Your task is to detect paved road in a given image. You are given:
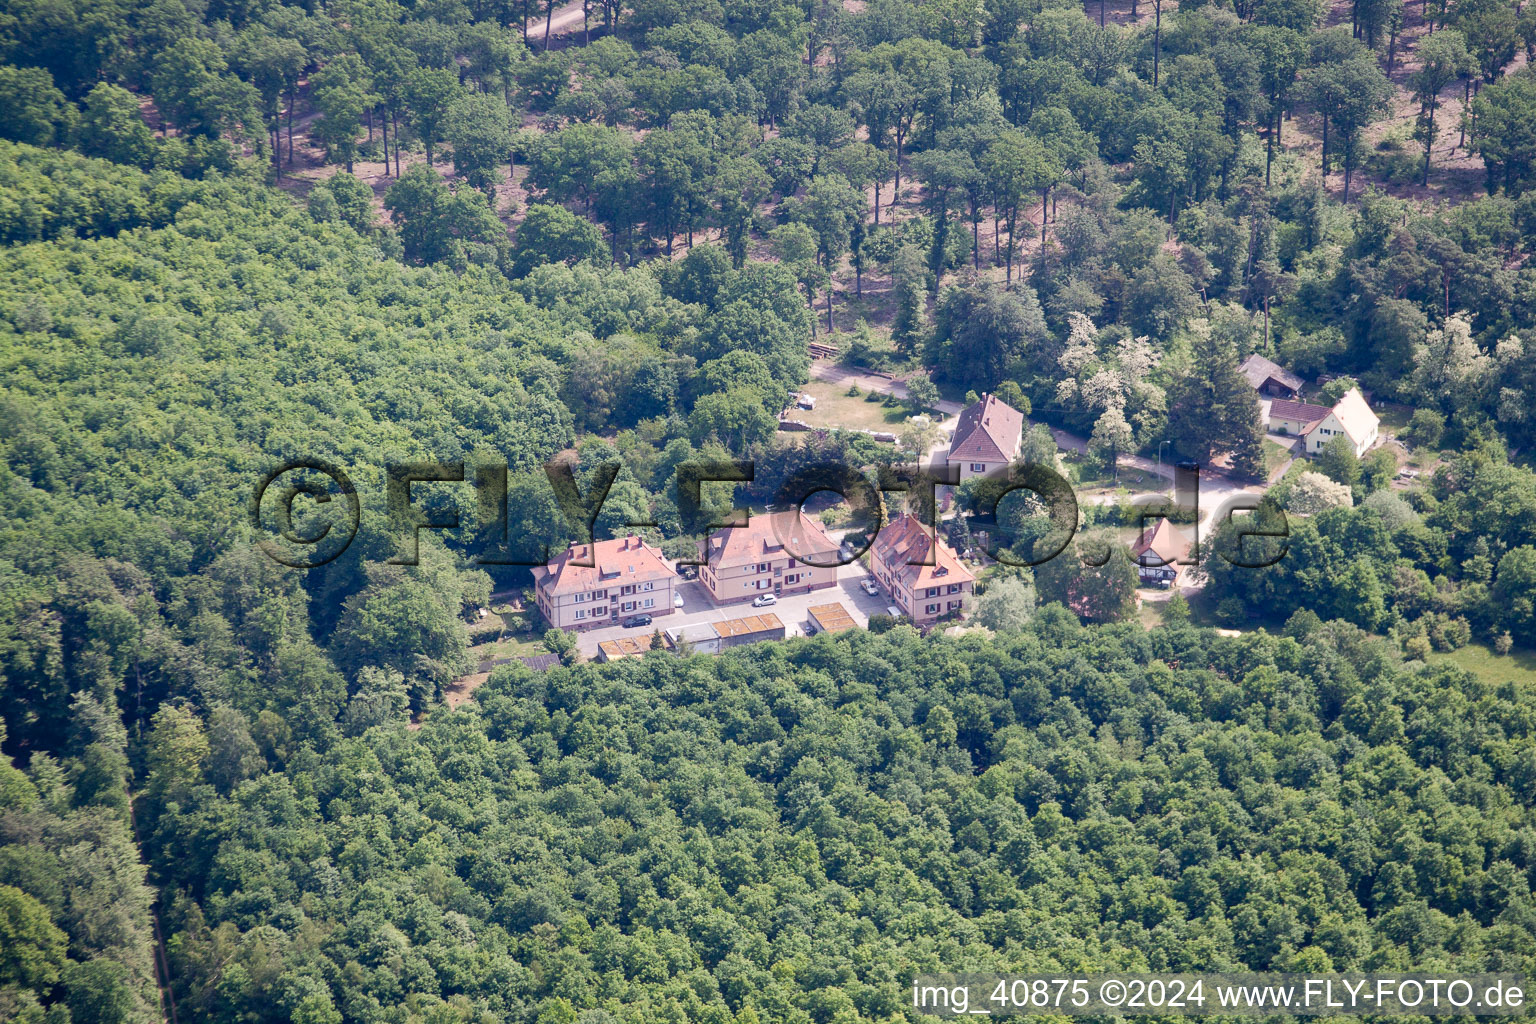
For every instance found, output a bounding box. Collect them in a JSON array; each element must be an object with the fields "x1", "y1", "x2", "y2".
[{"x1": 573, "y1": 566, "x2": 893, "y2": 656}]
